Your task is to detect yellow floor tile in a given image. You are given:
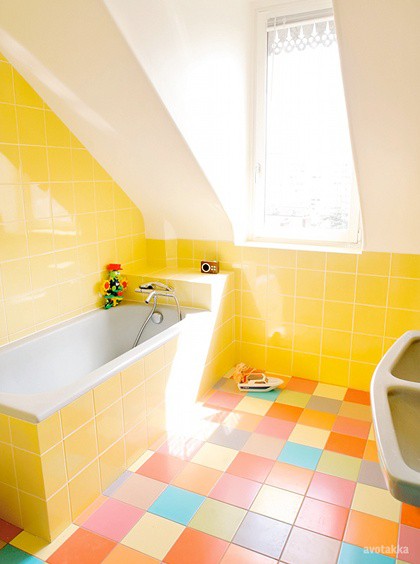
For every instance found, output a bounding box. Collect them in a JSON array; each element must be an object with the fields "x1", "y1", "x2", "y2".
[
  {"x1": 235, "y1": 396, "x2": 271, "y2": 416},
  {"x1": 10, "y1": 525, "x2": 78, "y2": 560},
  {"x1": 192, "y1": 443, "x2": 237, "y2": 471},
  {"x1": 275, "y1": 390, "x2": 311, "y2": 408},
  {"x1": 288, "y1": 424, "x2": 330, "y2": 449},
  {"x1": 351, "y1": 483, "x2": 401, "y2": 522},
  {"x1": 313, "y1": 382, "x2": 347, "y2": 401},
  {"x1": 121, "y1": 513, "x2": 184, "y2": 560},
  {"x1": 251, "y1": 484, "x2": 303, "y2": 524}
]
